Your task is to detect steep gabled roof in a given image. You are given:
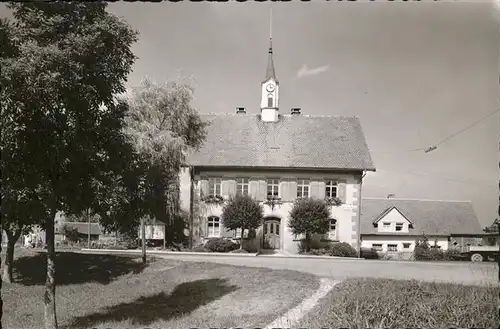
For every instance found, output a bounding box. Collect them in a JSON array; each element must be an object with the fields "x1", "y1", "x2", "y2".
[
  {"x1": 361, "y1": 198, "x2": 483, "y2": 236},
  {"x1": 186, "y1": 114, "x2": 376, "y2": 171},
  {"x1": 373, "y1": 206, "x2": 414, "y2": 225}
]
